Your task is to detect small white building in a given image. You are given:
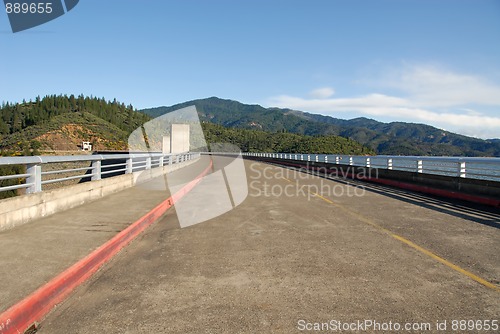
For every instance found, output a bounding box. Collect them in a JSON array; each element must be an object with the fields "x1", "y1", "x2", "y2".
[{"x1": 82, "y1": 141, "x2": 92, "y2": 151}]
